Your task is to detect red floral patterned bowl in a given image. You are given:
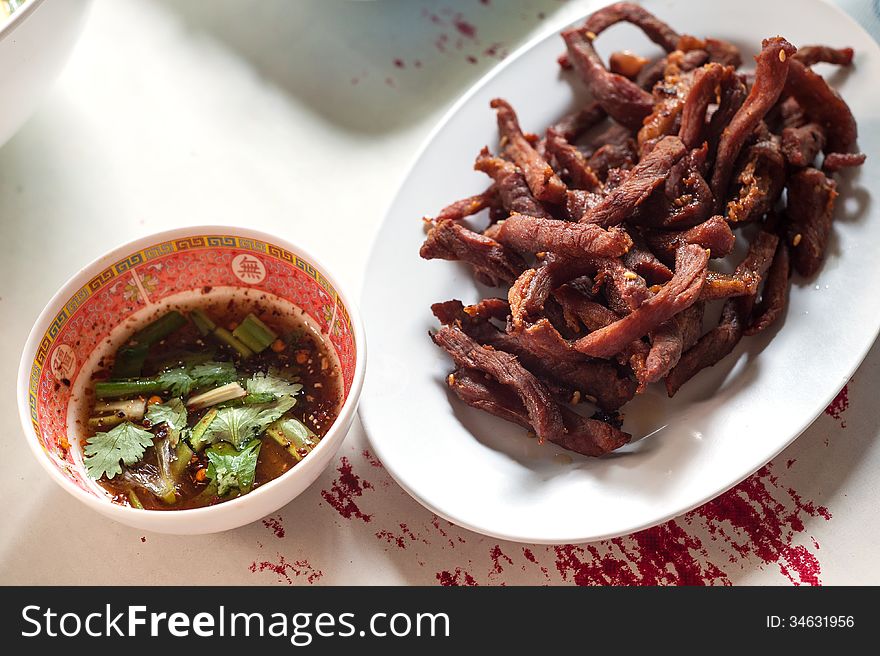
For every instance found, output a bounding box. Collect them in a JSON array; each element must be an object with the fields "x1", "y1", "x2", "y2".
[{"x1": 17, "y1": 226, "x2": 366, "y2": 534}]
